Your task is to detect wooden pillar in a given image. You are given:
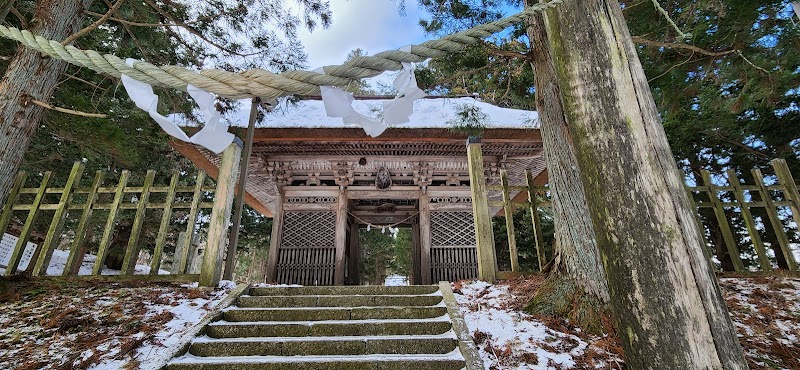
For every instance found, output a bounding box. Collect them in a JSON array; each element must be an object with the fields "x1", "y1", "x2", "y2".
[
  {"x1": 348, "y1": 221, "x2": 360, "y2": 284},
  {"x1": 224, "y1": 98, "x2": 261, "y2": 280},
  {"x1": 265, "y1": 188, "x2": 284, "y2": 282},
  {"x1": 419, "y1": 191, "x2": 432, "y2": 284},
  {"x1": 411, "y1": 221, "x2": 421, "y2": 285},
  {"x1": 466, "y1": 137, "x2": 496, "y2": 282},
  {"x1": 500, "y1": 168, "x2": 519, "y2": 272},
  {"x1": 200, "y1": 141, "x2": 242, "y2": 287},
  {"x1": 334, "y1": 187, "x2": 349, "y2": 285}
]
